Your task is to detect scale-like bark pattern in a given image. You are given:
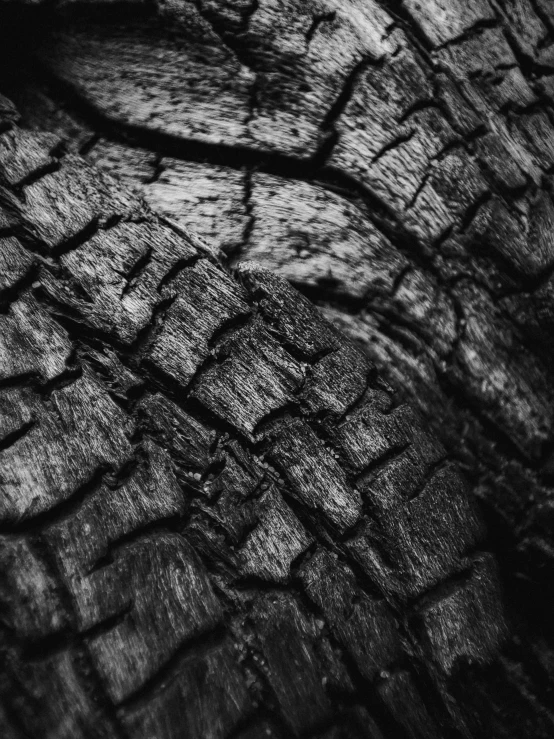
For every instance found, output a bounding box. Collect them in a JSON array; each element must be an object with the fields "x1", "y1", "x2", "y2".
[
  {"x1": 0, "y1": 103, "x2": 542, "y2": 738},
  {"x1": 13, "y1": 0, "x2": 554, "y2": 654}
]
